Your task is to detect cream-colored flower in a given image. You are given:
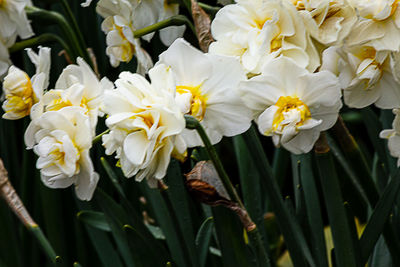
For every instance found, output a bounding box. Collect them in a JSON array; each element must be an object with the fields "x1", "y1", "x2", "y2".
[
  {"x1": 290, "y1": 0, "x2": 357, "y2": 46},
  {"x1": 2, "y1": 47, "x2": 50, "y2": 120},
  {"x1": 321, "y1": 45, "x2": 400, "y2": 108},
  {"x1": 24, "y1": 57, "x2": 112, "y2": 149},
  {"x1": 157, "y1": 38, "x2": 252, "y2": 147},
  {"x1": 102, "y1": 65, "x2": 185, "y2": 185},
  {"x1": 239, "y1": 57, "x2": 342, "y2": 154},
  {"x1": 97, "y1": 0, "x2": 153, "y2": 73},
  {"x1": 0, "y1": 0, "x2": 33, "y2": 41},
  {"x1": 209, "y1": 0, "x2": 319, "y2": 74},
  {"x1": 380, "y1": 109, "x2": 400, "y2": 166},
  {"x1": 31, "y1": 106, "x2": 99, "y2": 201},
  {"x1": 347, "y1": 0, "x2": 400, "y2": 51}
]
